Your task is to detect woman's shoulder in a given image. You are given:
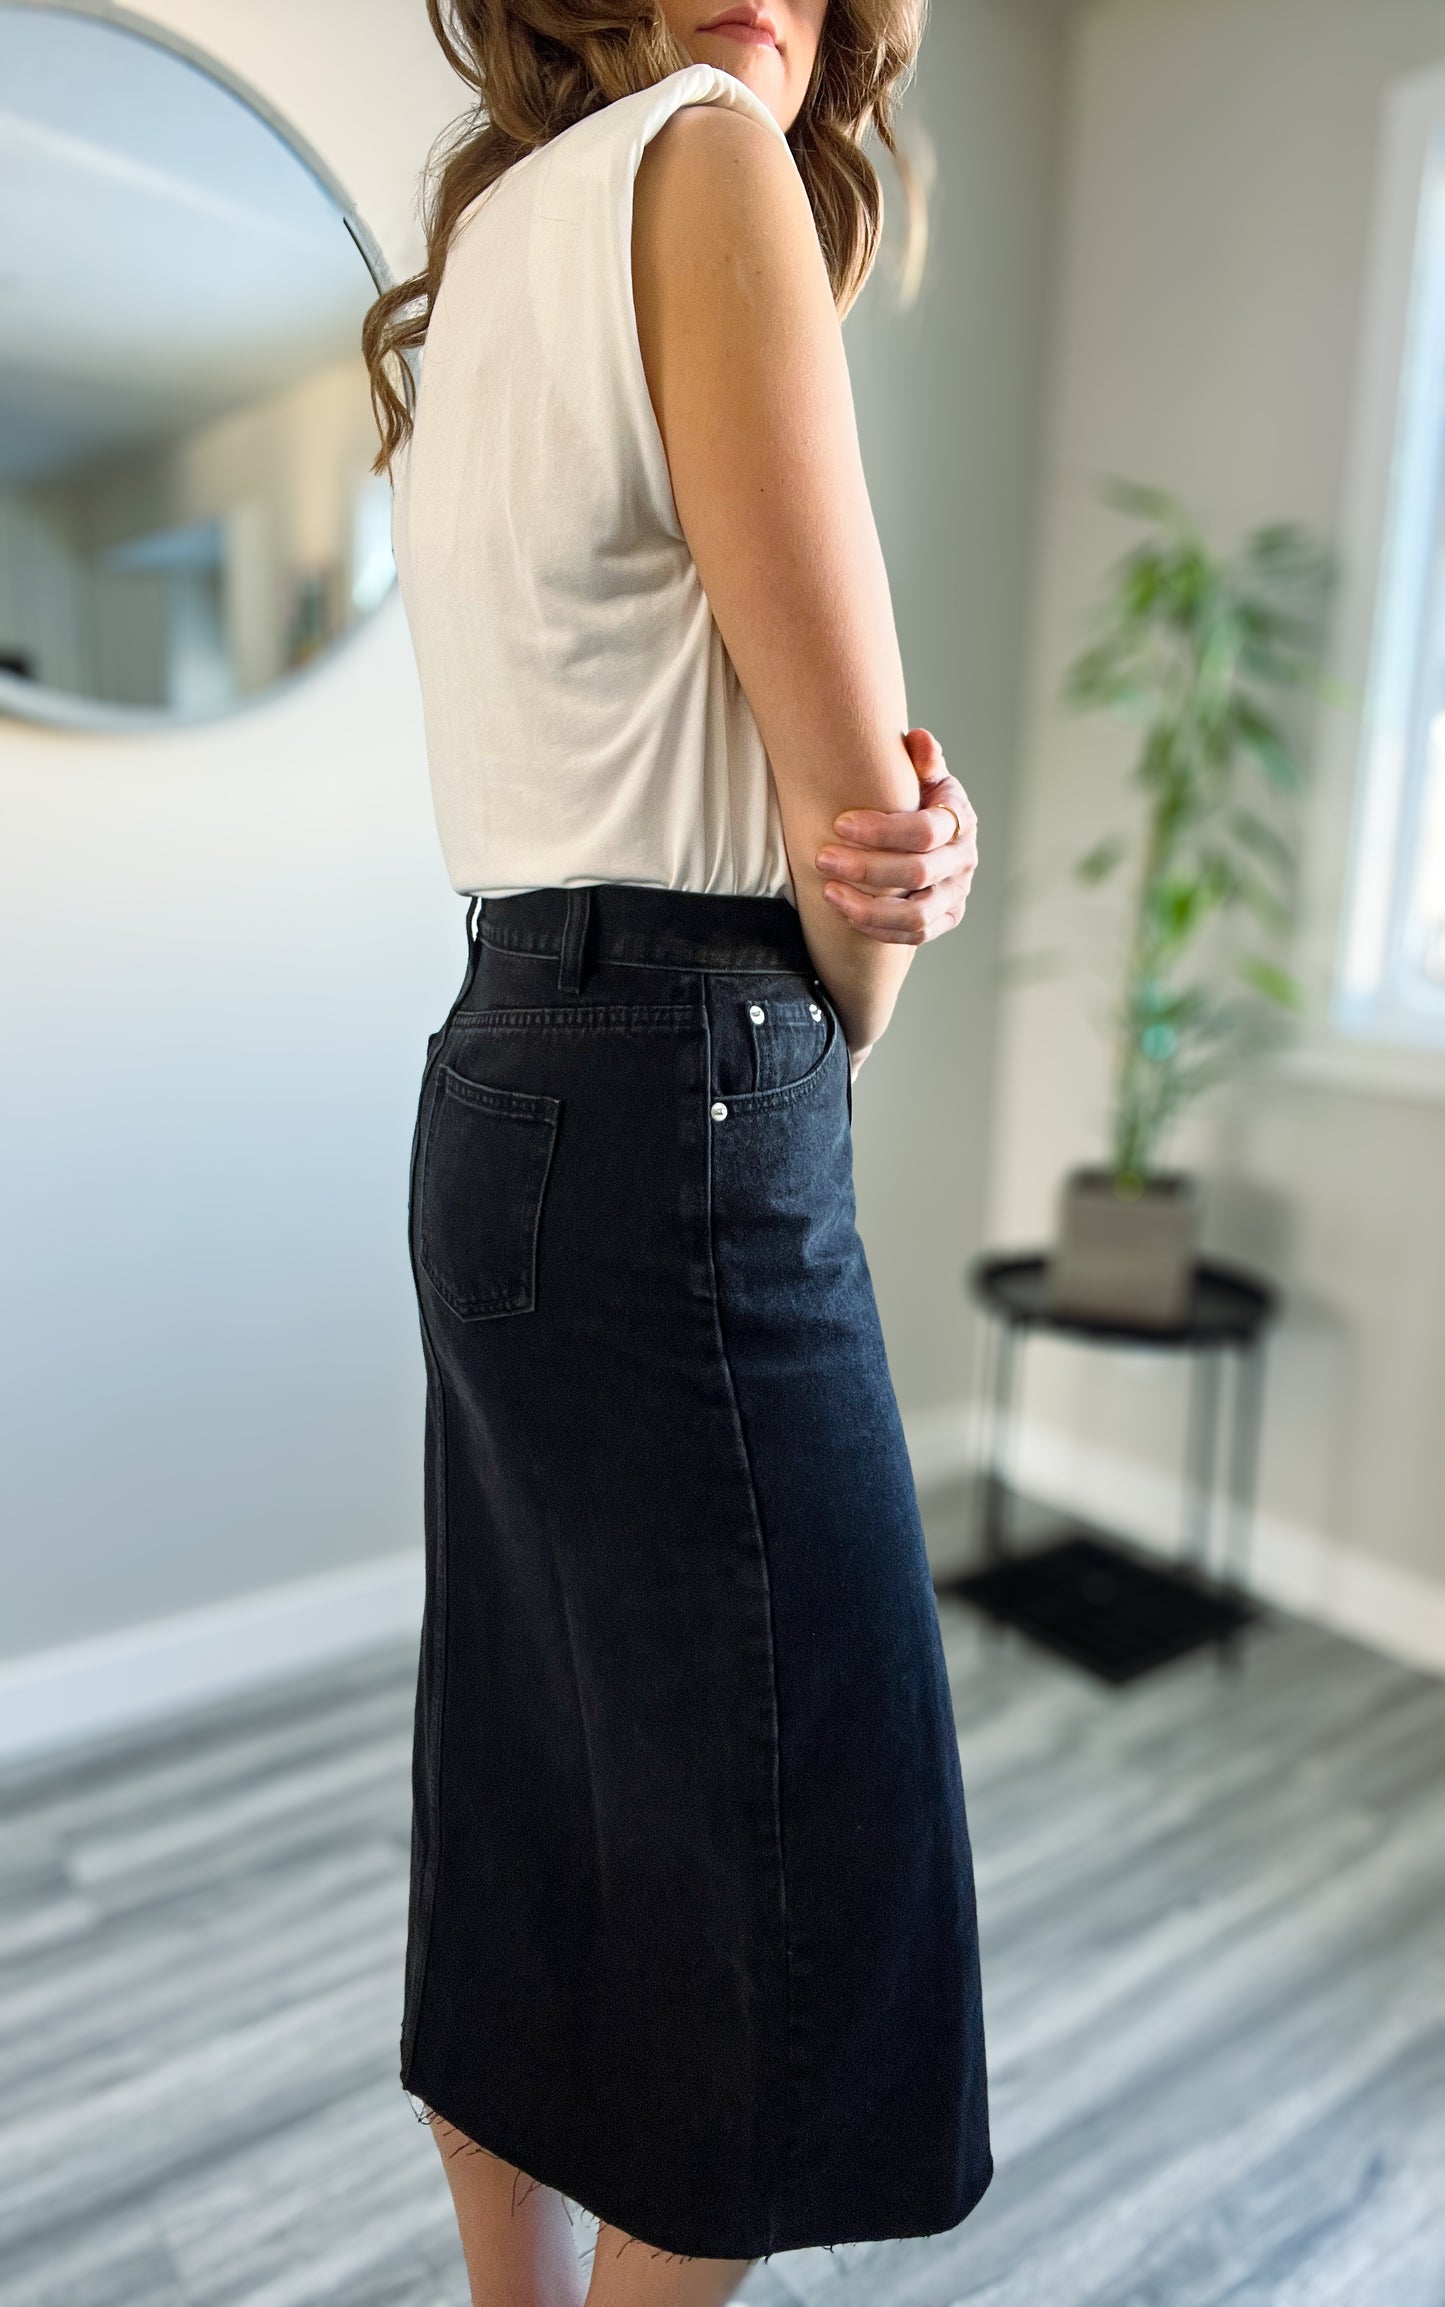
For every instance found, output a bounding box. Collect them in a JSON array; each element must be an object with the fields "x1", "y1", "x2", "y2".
[
  {"x1": 549, "y1": 62, "x2": 789, "y2": 184},
  {"x1": 632, "y1": 75, "x2": 814, "y2": 287},
  {"x1": 445, "y1": 67, "x2": 795, "y2": 278}
]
